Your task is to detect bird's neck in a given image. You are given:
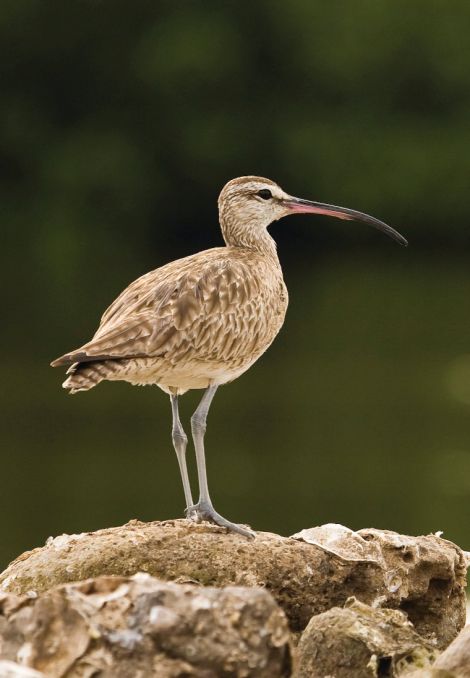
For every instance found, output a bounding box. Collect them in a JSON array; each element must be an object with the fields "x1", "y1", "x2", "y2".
[{"x1": 220, "y1": 218, "x2": 279, "y2": 260}]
